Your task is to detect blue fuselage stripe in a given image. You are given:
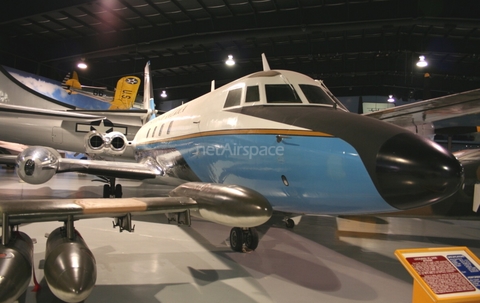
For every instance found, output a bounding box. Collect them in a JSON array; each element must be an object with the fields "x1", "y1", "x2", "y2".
[{"x1": 137, "y1": 134, "x2": 396, "y2": 214}]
